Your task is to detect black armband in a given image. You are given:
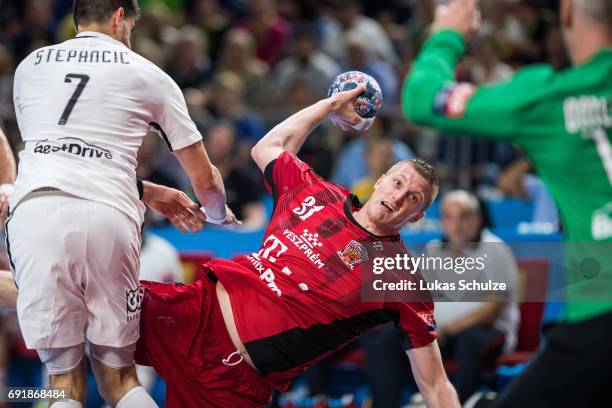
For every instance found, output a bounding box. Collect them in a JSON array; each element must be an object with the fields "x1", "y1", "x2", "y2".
[{"x1": 137, "y1": 178, "x2": 144, "y2": 200}]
